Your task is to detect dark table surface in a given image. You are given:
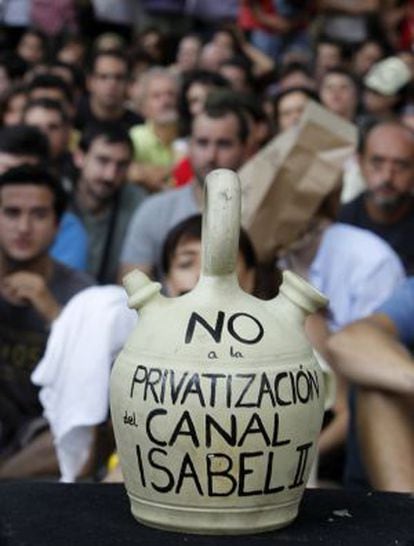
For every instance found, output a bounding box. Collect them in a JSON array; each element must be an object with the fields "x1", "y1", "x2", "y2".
[{"x1": 0, "y1": 482, "x2": 413, "y2": 546}]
